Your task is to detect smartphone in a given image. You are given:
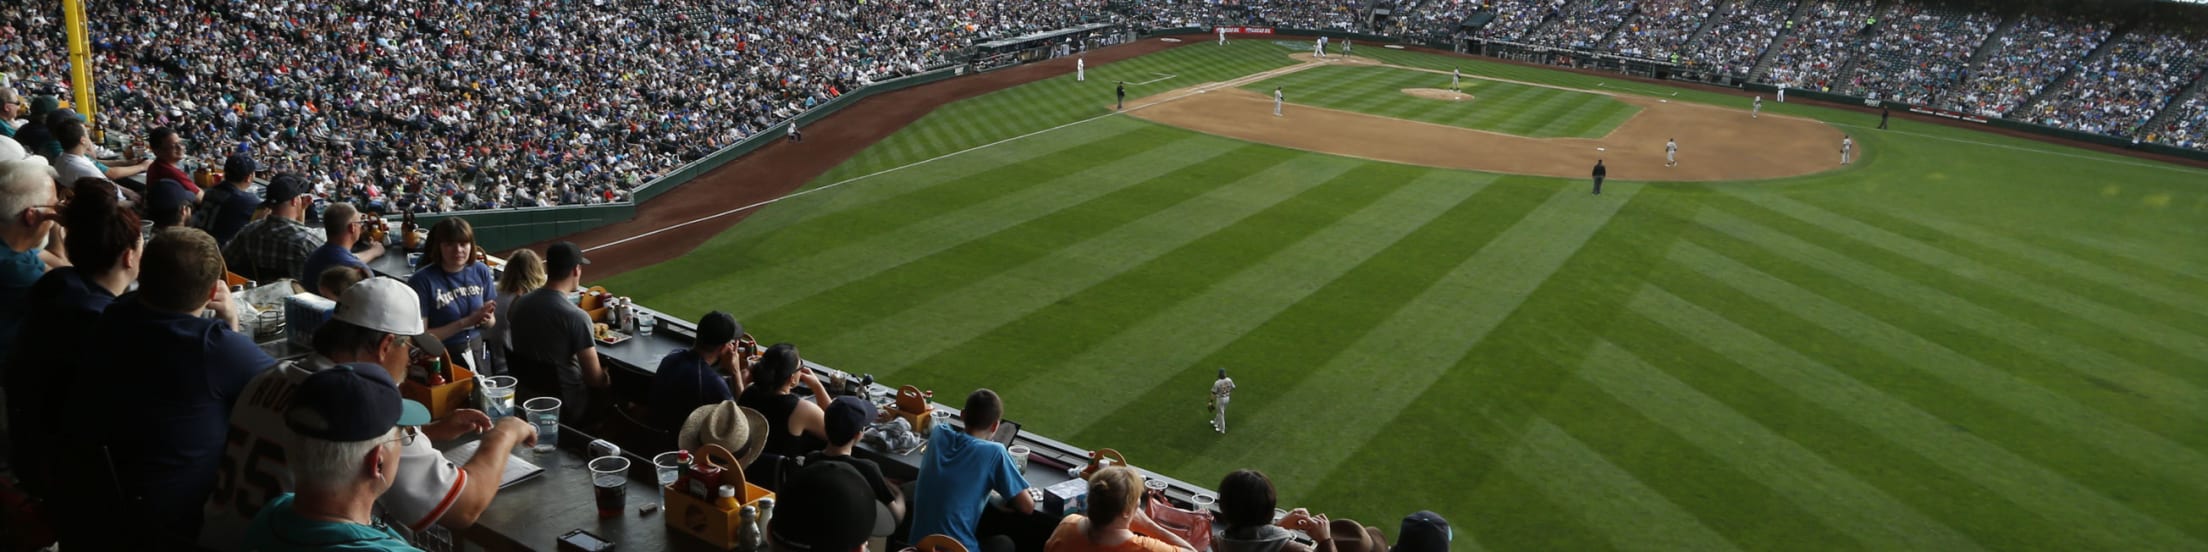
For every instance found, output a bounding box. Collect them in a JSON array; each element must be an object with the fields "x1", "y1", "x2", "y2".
[{"x1": 557, "y1": 529, "x2": 615, "y2": 552}]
